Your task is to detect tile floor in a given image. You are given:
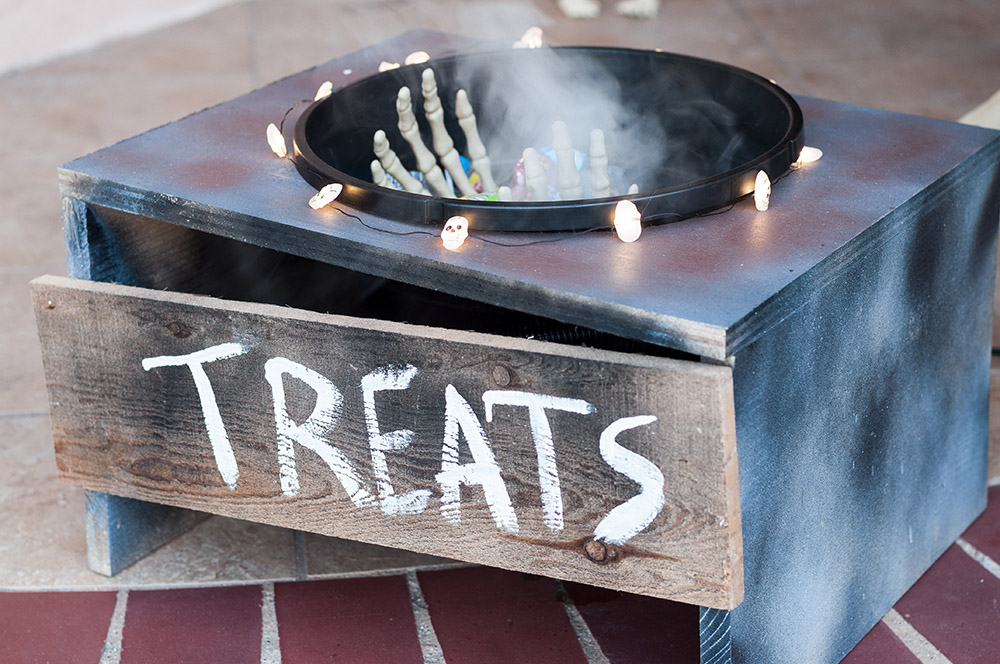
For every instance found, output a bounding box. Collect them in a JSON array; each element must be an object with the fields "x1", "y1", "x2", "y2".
[{"x1": 1, "y1": 0, "x2": 999, "y2": 662}]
